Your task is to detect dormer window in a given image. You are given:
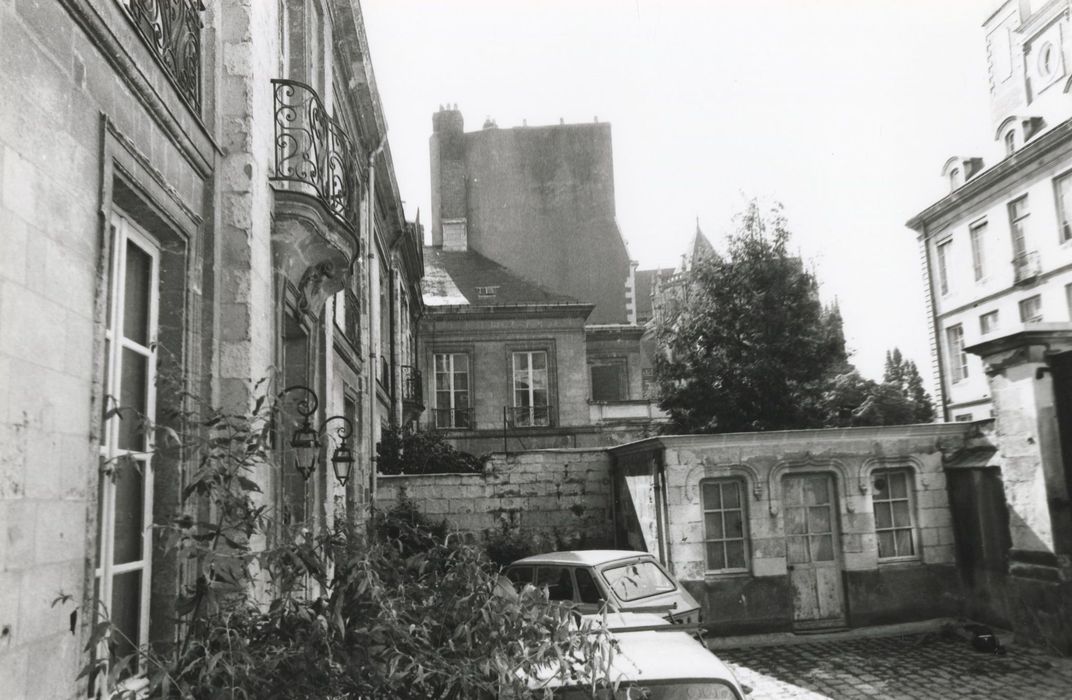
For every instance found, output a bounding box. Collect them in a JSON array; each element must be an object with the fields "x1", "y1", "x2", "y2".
[
  {"x1": 949, "y1": 168, "x2": 961, "y2": 190},
  {"x1": 476, "y1": 285, "x2": 499, "y2": 298},
  {"x1": 1004, "y1": 129, "x2": 1017, "y2": 156}
]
